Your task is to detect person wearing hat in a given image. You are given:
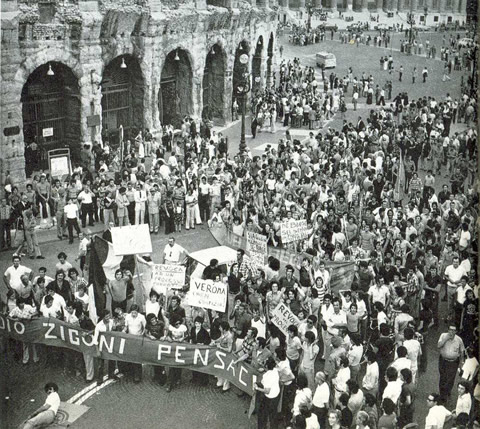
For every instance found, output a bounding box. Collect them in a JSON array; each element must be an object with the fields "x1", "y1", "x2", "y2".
[{"x1": 54, "y1": 187, "x2": 67, "y2": 240}]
